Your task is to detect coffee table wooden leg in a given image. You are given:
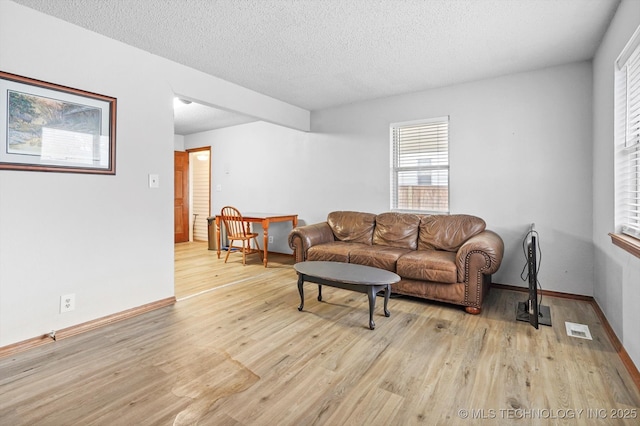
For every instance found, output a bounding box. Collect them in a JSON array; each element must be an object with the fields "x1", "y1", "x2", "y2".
[
  {"x1": 367, "y1": 287, "x2": 376, "y2": 330},
  {"x1": 297, "y1": 274, "x2": 304, "y2": 311}
]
